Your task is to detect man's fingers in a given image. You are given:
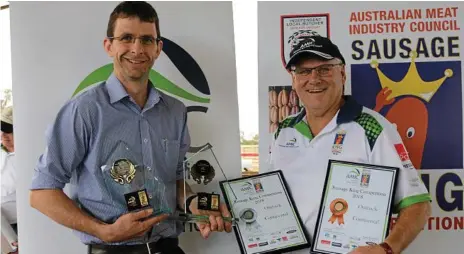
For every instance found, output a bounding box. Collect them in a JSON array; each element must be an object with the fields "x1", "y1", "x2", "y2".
[
  {"x1": 131, "y1": 208, "x2": 154, "y2": 221},
  {"x1": 135, "y1": 228, "x2": 151, "y2": 238},
  {"x1": 142, "y1": 214, "x2": 168, "y2": 229},
  {"x1": 200, "y1": 225, "x2": 211, "y2": 239},
  {"x1": 219, "y1": 203, "x2": 233, "y2": 232},
  {"x1": 198, "y1": 222, "x2": 207, "y2": 230},
  {"x1": 225, "y1": 221, "x2": 233, "y2": 233},
  {"x1": 220, "y1": 203, "x2": 231, "y2": 217},
  {"x1": 215, "y1": 216, "x2": 224, "y2": 232},
  {"x1": 196, "y1": 220, "x2": 211, "y2": 239},
  {"x1": 209, "y1": 215, "x2": 218, "y2": 231}
]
